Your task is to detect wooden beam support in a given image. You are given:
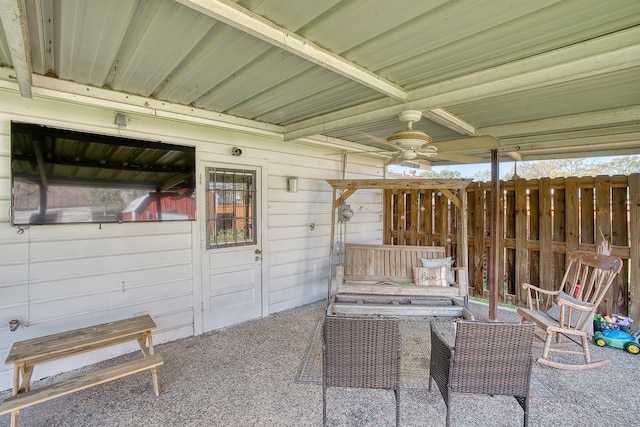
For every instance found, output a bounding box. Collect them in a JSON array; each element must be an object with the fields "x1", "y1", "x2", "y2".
[
  {"x1": 439, "y1": 188, "x2": 462, "y2": 210},
  {"x1": 327, "y1": 178, "x2": 472, "y2": 191},
  {"x1": 333, "y1": 189, "x2": 356, "y2": 209}
]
